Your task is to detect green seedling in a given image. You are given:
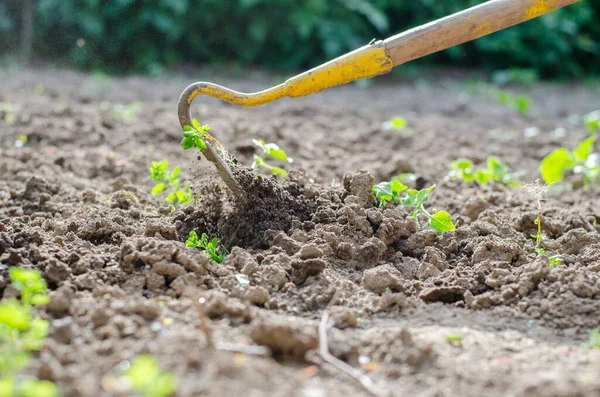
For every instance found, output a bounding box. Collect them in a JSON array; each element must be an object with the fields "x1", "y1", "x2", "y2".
[
  {"x1": 449, "y1": 157, "x2": 520, "y2": 187},
  {"x1": 549, "y1": 255, "x2": 564, "y2": 267},
  {"x1": 0, "y1": 268, "x2": 58, "y2": 397},
  {"x1": 584, "y1": 110, "x2": 600, "y2": 133},
  {"x1": 0, "y1": 102, "x2": 13, "y2": 124},
  {"x1": 251, "y1": 139, "x2": 293, "y2": 177},
  {"x1": 382, "y1": 116, "x2": 407, "y2": 131},
  {"x1": 540, "y1": 134, "x2": 599, "y2": 188},
  {"x1": 401, "y1": 185, "x2": 456, "y2": 234},
  {"x1": 186, "y1": 231, "x2": 227, "y2": 263},
  {"x1": 530, "y1": 213, "x2": 546, "y2": 256},
  {"x1": 181, "y1": 119, "x2": 210, "y2": 151},
  {"x1": 524, "y1": 181, "x2": 561, "y2": 265},
  {"x1": 373, "y1": 179, "x2": 407, "y2": 208},
  {"x1": 587, "y1": 328, "x2": 600, "y2": 350},
  {"x1": 122, "y1": 355, "x2": 178, "y2": 397},
  {"x1": 149, "y1": 160, "x2": 194, "y2": 206},
  {"x1": 445, "y1": 334, "x2": 463, "y2": 344},
  {"x1": 496, "y1": 91, "x2": 531, "y2": 114},
  {"x1": 113, "y1": 101, "x2": 143, "y2": 121}
]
